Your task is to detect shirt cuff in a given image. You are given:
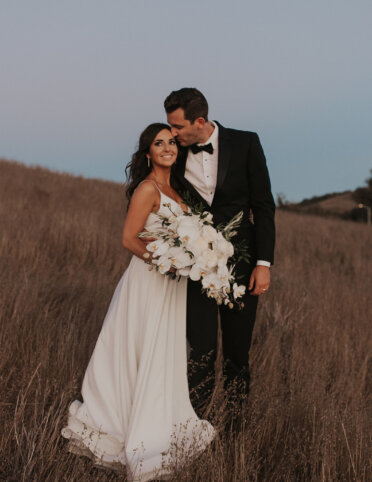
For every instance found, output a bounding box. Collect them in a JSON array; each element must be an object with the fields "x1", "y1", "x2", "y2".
[{"x1": 256, "y1": 260, "x2": 271, "y2": 268}]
